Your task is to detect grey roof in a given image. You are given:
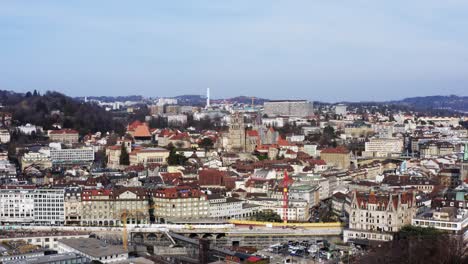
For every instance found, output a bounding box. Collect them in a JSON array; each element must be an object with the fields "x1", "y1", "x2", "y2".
[
  {"x1": 4, "y1": 253, "x2": 88, "y2": 264},
  {"x1": 58, "y1": 238, "x2": 127, "y2": 258}
]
